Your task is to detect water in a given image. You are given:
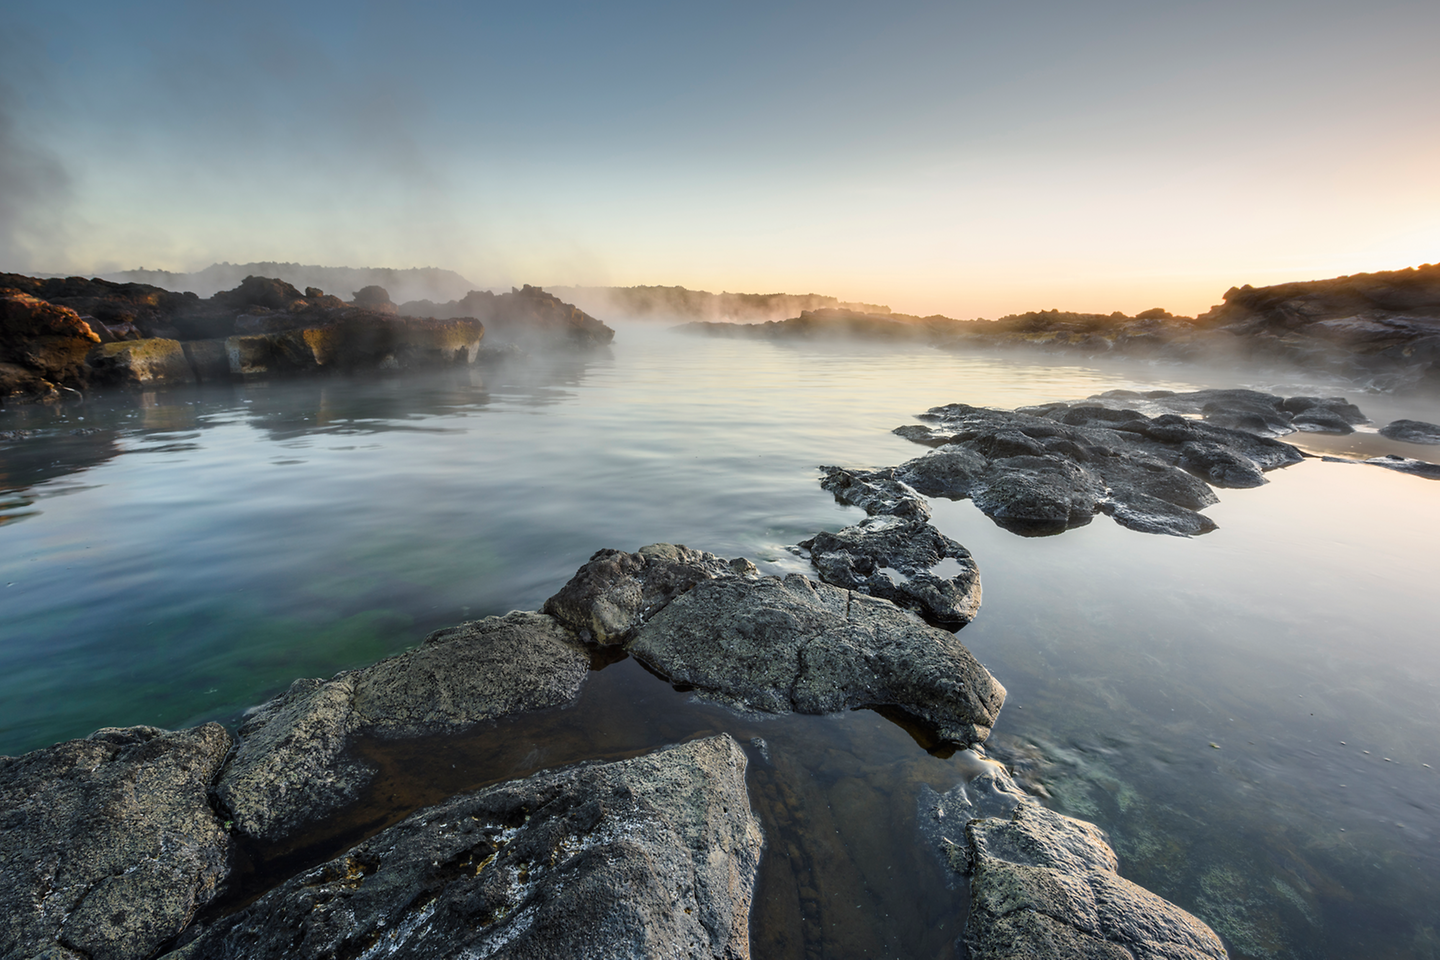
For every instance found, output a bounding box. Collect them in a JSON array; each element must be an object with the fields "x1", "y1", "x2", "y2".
[{"x1": 2, "y1": 322, "x2": 1438, "y2": 959}]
